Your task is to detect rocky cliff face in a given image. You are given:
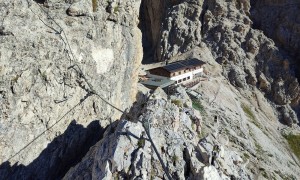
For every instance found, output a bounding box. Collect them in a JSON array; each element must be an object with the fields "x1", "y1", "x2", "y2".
[
  {"x1": 141, "y1": 0, "x2": 203, "y2": 62},
  {"x1": 63, "y1": 85, "x2": 300, "y2": 179},
  {"x1": 142, "y1": 0, "x2": 300, "y2": 125},
  {"x1": 1, "y1": 0, "x2": 300, "y2": 179},
  {"x1": 63, "y1": 89, "x2": 252, "y2": 179},
  {"x1": 0, "y1": 0, "x2": 142, "y2": 175},
  {"x1": 250, "y1": 0, "x2": 300, "y2": 100},
  {"x1": 250, "y1": 0, "x2": 300, "y2": 57}
]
